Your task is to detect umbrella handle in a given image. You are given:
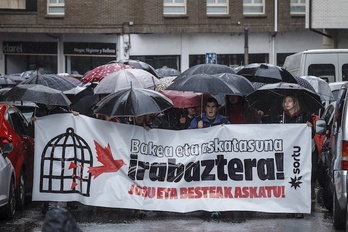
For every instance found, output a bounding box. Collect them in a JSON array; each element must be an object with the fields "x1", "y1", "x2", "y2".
[{"x1": 201, "y1": 94, "x2": 203, "y2": 118}]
